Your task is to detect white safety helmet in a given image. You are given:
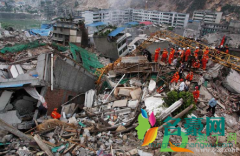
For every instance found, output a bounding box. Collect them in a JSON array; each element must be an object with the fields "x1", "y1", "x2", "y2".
[
  {"x1": 178, "y1": 48, "x2": 181, "y2": 50},
  {"x1": 183, "y1": 48, "x2": 186, "y2": 50},
  {"x1": 196, "y1": 47, "x2": 199, "y2": 49},
  {"x1": 187, "y1": 47, "x2": 189, "y2": 49}
]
